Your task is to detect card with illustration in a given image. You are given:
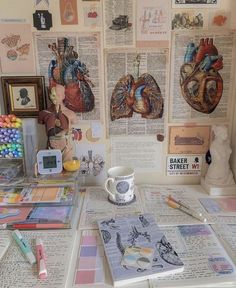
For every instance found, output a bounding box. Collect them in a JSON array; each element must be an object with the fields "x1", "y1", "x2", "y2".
[{"x1": 121, "y1": 246, "x2": 154, "y2": 270}]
